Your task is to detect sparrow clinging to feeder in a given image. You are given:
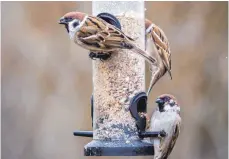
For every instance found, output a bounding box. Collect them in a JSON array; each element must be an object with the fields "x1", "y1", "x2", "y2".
[
  {"x1": 59, "y1": 11, "x2": 156, "y2": 64},
  {"x1": 145, "y1": 19, "x2": 172, "y2": 96},
  {"x1": 146, "y1": 94, "x2": 181, "y2": 159}
]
